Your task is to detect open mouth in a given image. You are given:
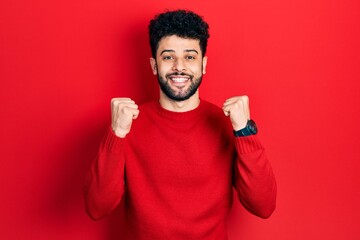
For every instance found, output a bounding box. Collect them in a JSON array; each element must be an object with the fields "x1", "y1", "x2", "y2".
[
  {"x1": 167, "y1": 73, "x2": 192, "y2": 86},
  {"x1": 170, "y1": 76, "x2": 190, "y2": 83}
]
